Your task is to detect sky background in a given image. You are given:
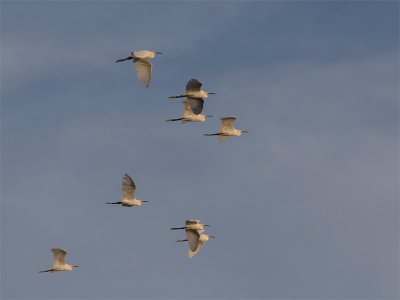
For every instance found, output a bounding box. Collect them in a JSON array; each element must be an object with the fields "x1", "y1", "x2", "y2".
[{"x1": 1, "y1": 1, "x2": 399, "y2": 299}]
